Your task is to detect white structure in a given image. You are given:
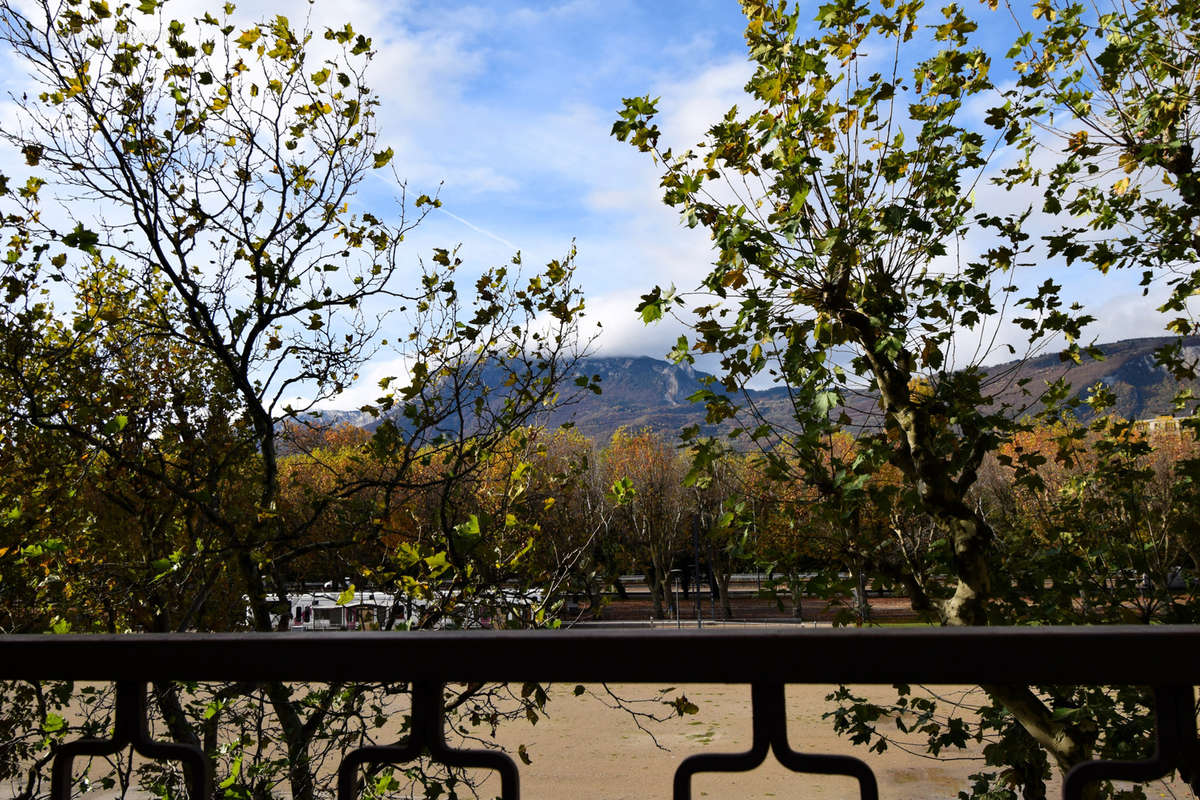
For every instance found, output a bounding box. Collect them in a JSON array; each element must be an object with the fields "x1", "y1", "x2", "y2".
[
  {"x1": 266, "y1": 590, "x2": 415, "y2": 631},
  {"x1": 260, "y1": 586, "x2": 547, "y2": 631}
]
